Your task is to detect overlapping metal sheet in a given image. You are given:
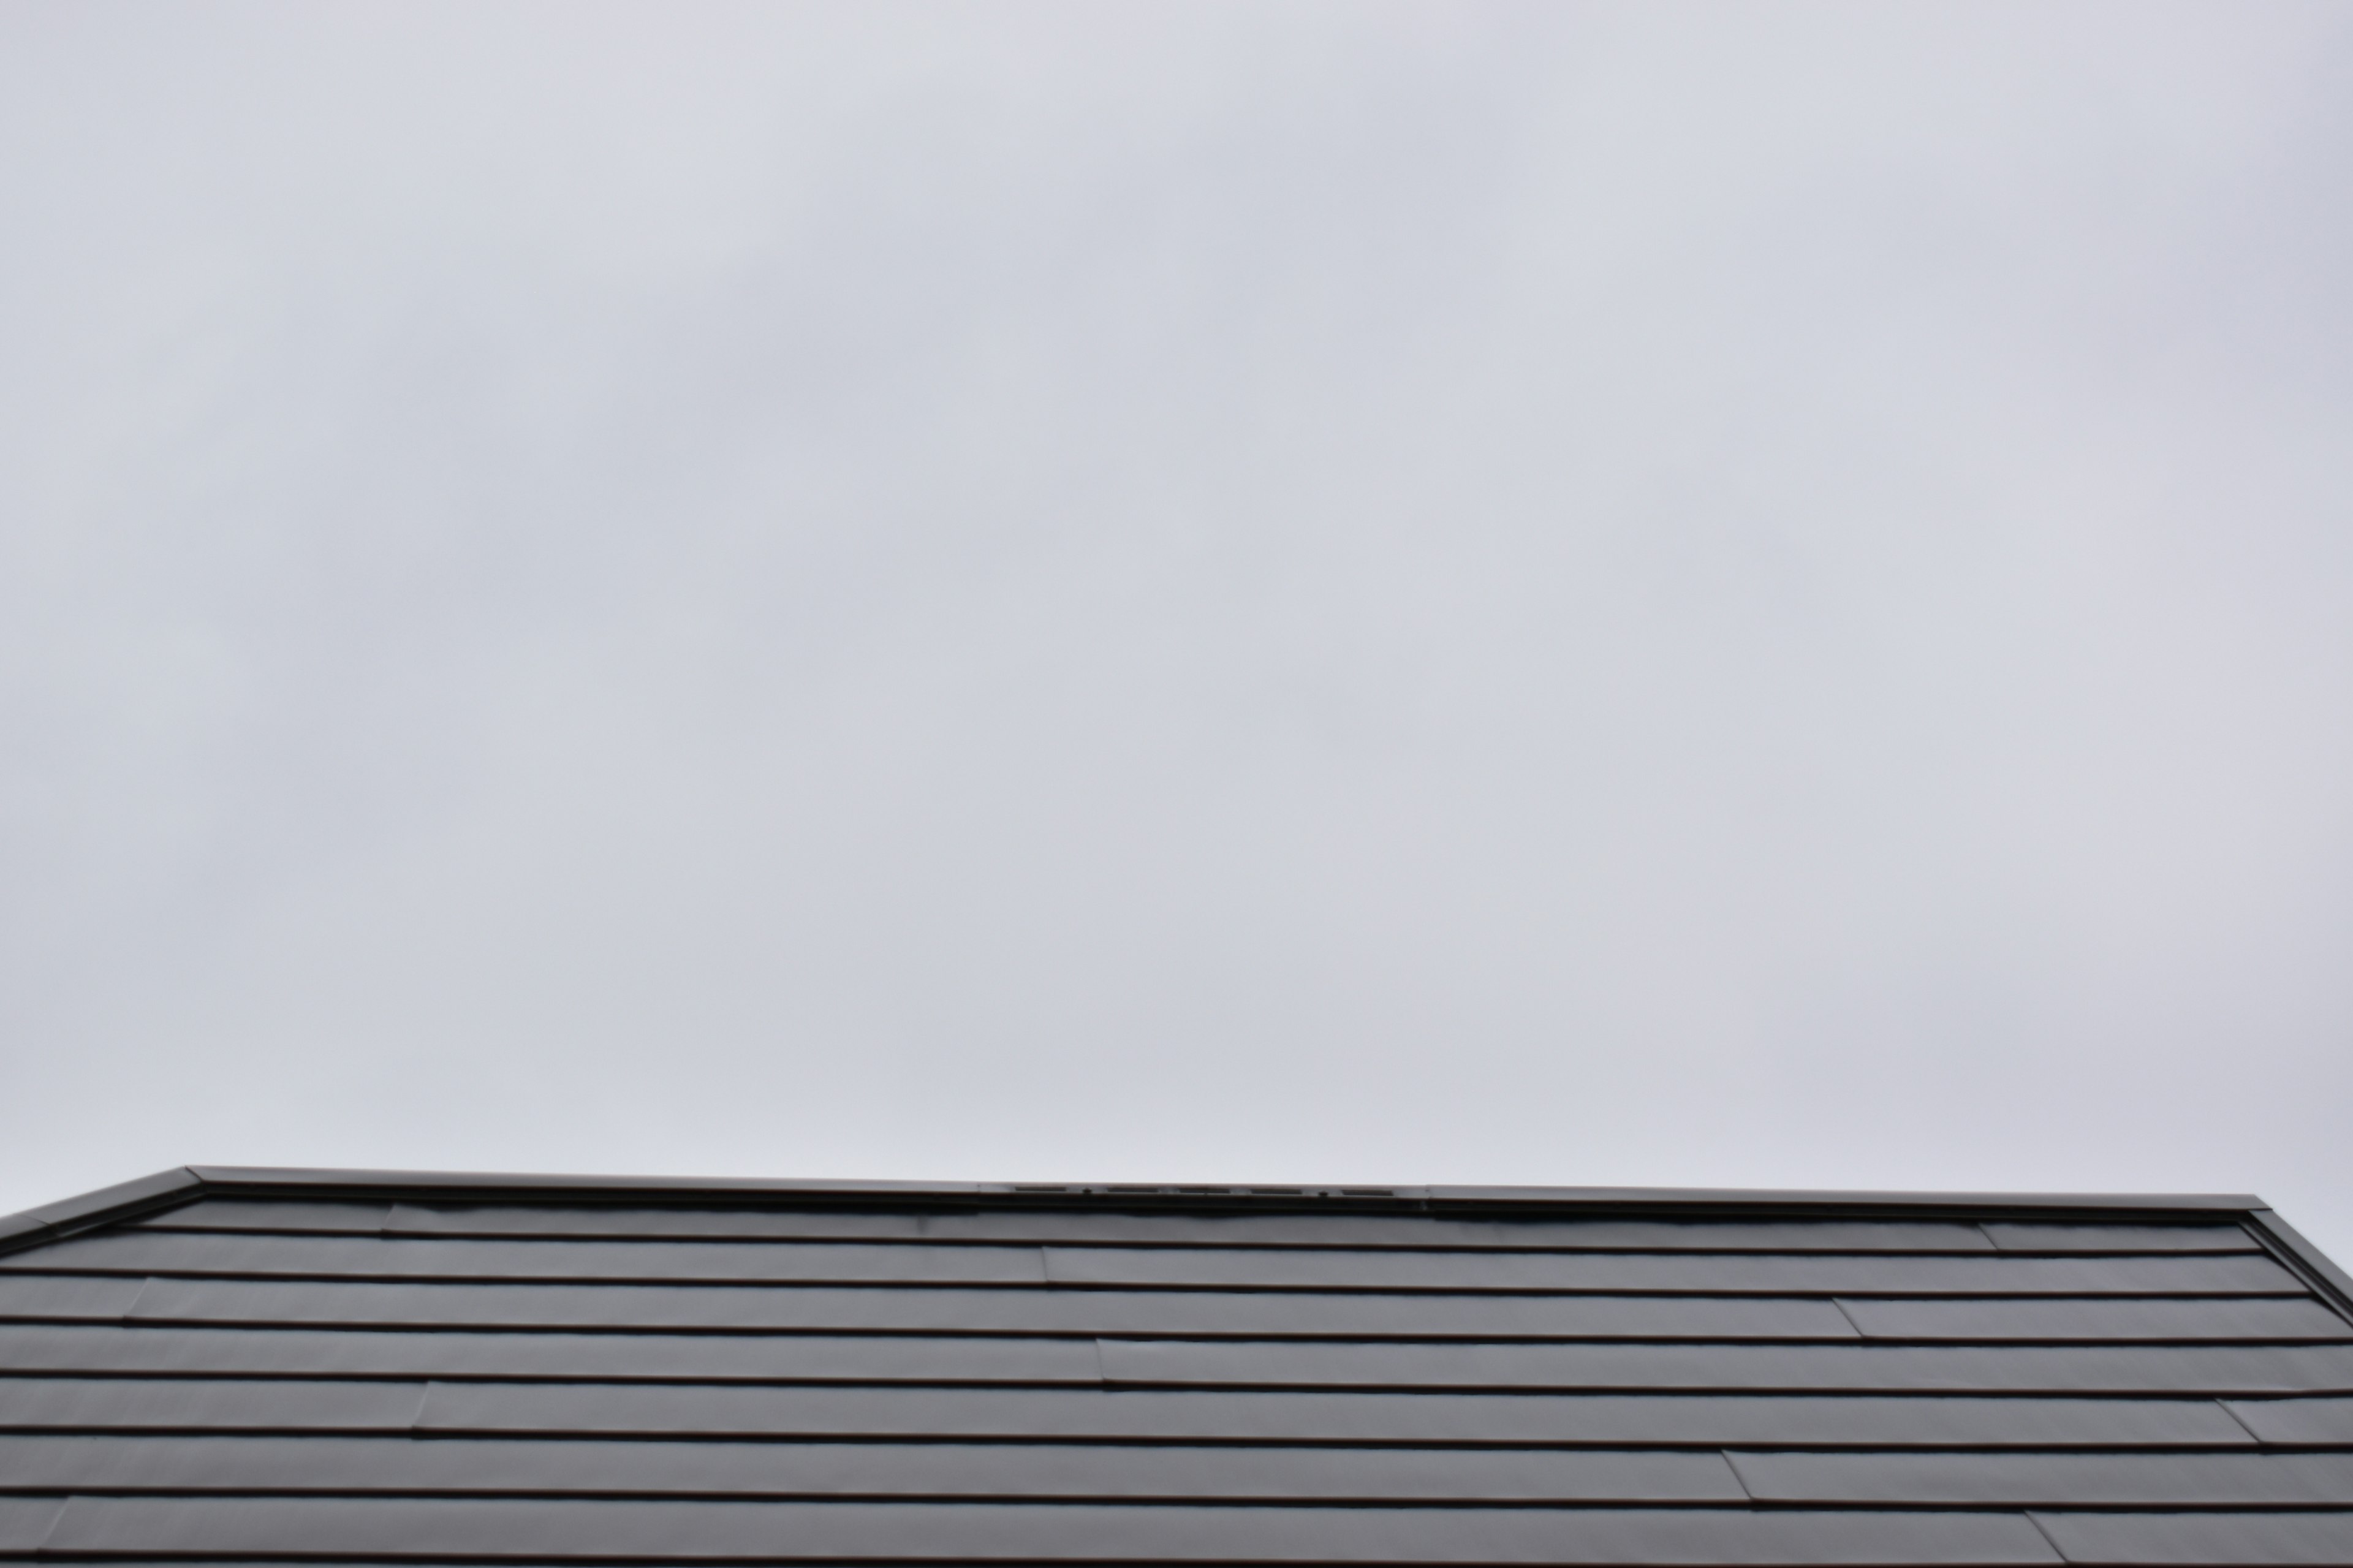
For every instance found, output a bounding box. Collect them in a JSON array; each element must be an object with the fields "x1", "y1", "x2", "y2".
[{"x1": 0, "y1": 1171, "x2": 2348, "y2": 1565}]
